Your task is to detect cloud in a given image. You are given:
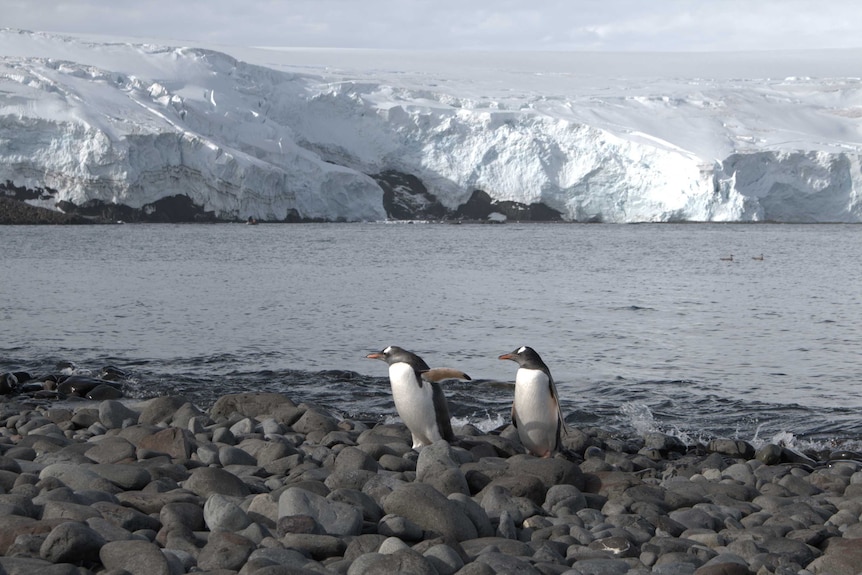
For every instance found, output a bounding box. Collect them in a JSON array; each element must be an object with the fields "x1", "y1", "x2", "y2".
[{"x1": 3, "y1": 0, "x2": 862, "y2": 51}]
